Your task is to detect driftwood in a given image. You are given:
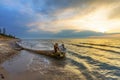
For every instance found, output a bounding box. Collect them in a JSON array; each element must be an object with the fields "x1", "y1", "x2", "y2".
[{"x1": 16, "y1": 42, "x2": 65, "y2": 59}]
